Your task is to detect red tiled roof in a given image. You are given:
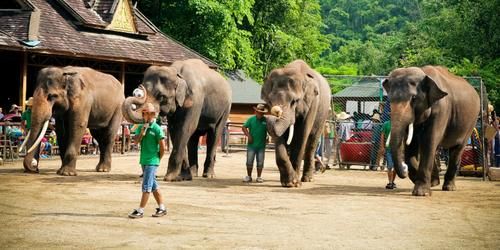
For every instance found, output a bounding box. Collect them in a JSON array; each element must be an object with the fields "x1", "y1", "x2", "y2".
[{"x1": 0, "y1": 0, "x2": 217, "y2": 67}]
